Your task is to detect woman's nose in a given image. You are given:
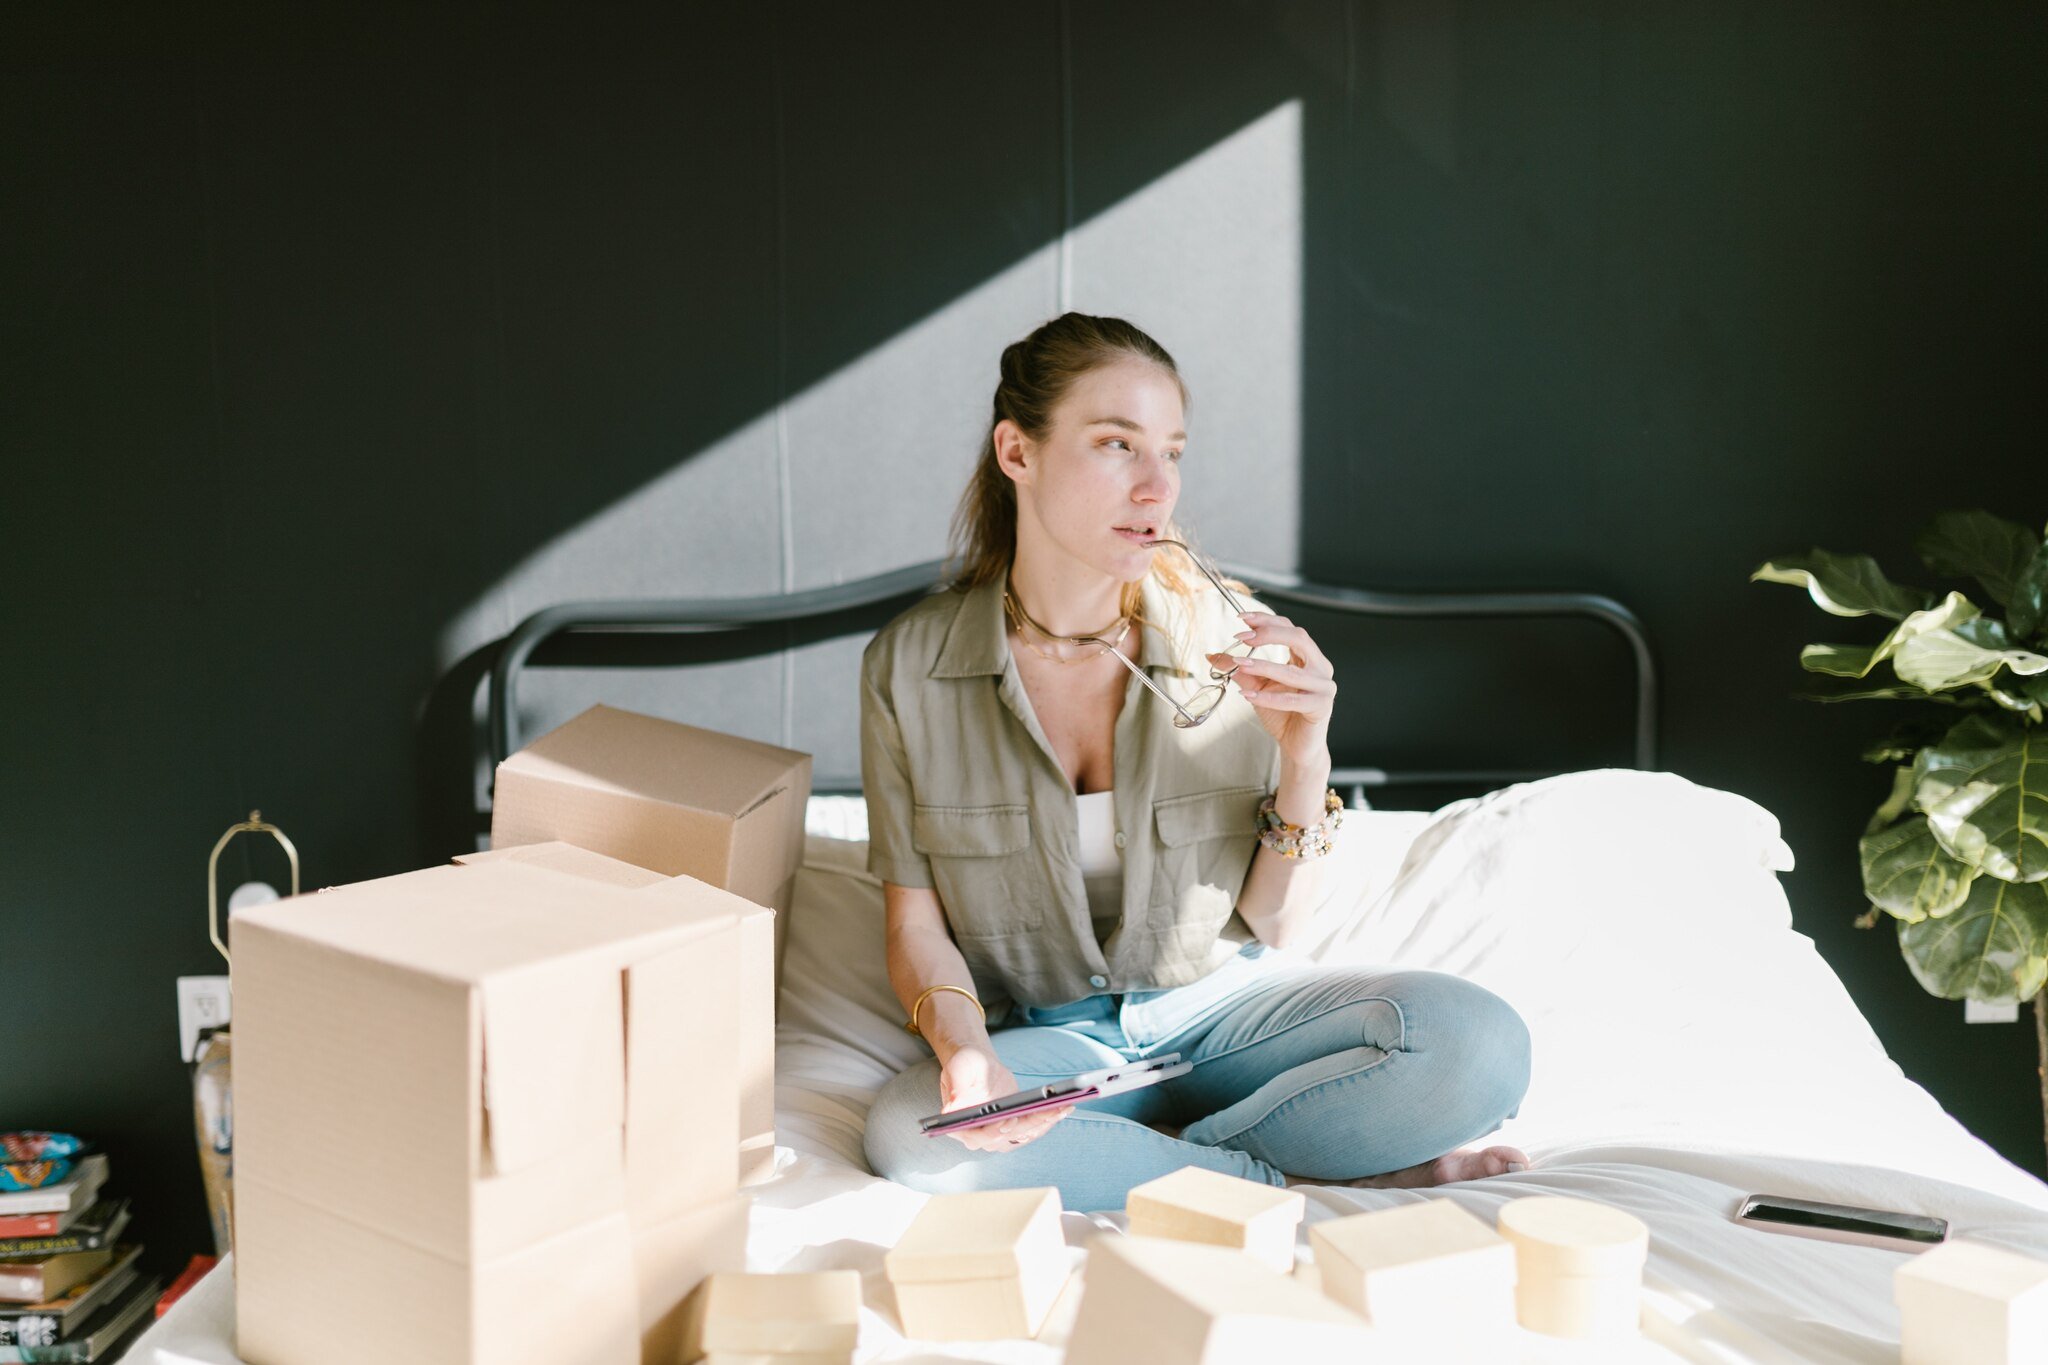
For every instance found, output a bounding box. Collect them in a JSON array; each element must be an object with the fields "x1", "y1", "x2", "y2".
[{"x1": 1133, "y1": 458, "x2": 1175, "y2": 501}]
